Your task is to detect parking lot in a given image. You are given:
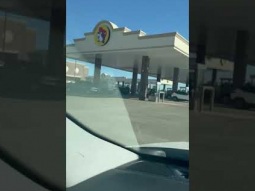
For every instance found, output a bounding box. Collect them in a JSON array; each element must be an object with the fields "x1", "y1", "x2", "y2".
[
  {"x1": 67, "y1": 95, "x2": 189, "y2": 146},
  {"x1": 3, "y1": 94, "x2": 255, "y2": 191},
  {"x1": 190, "y1": 108, "x2": 255, "y2": 191},
  {"x1": 124, "y1": 98, "x2": 189, "y2": 144}
]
